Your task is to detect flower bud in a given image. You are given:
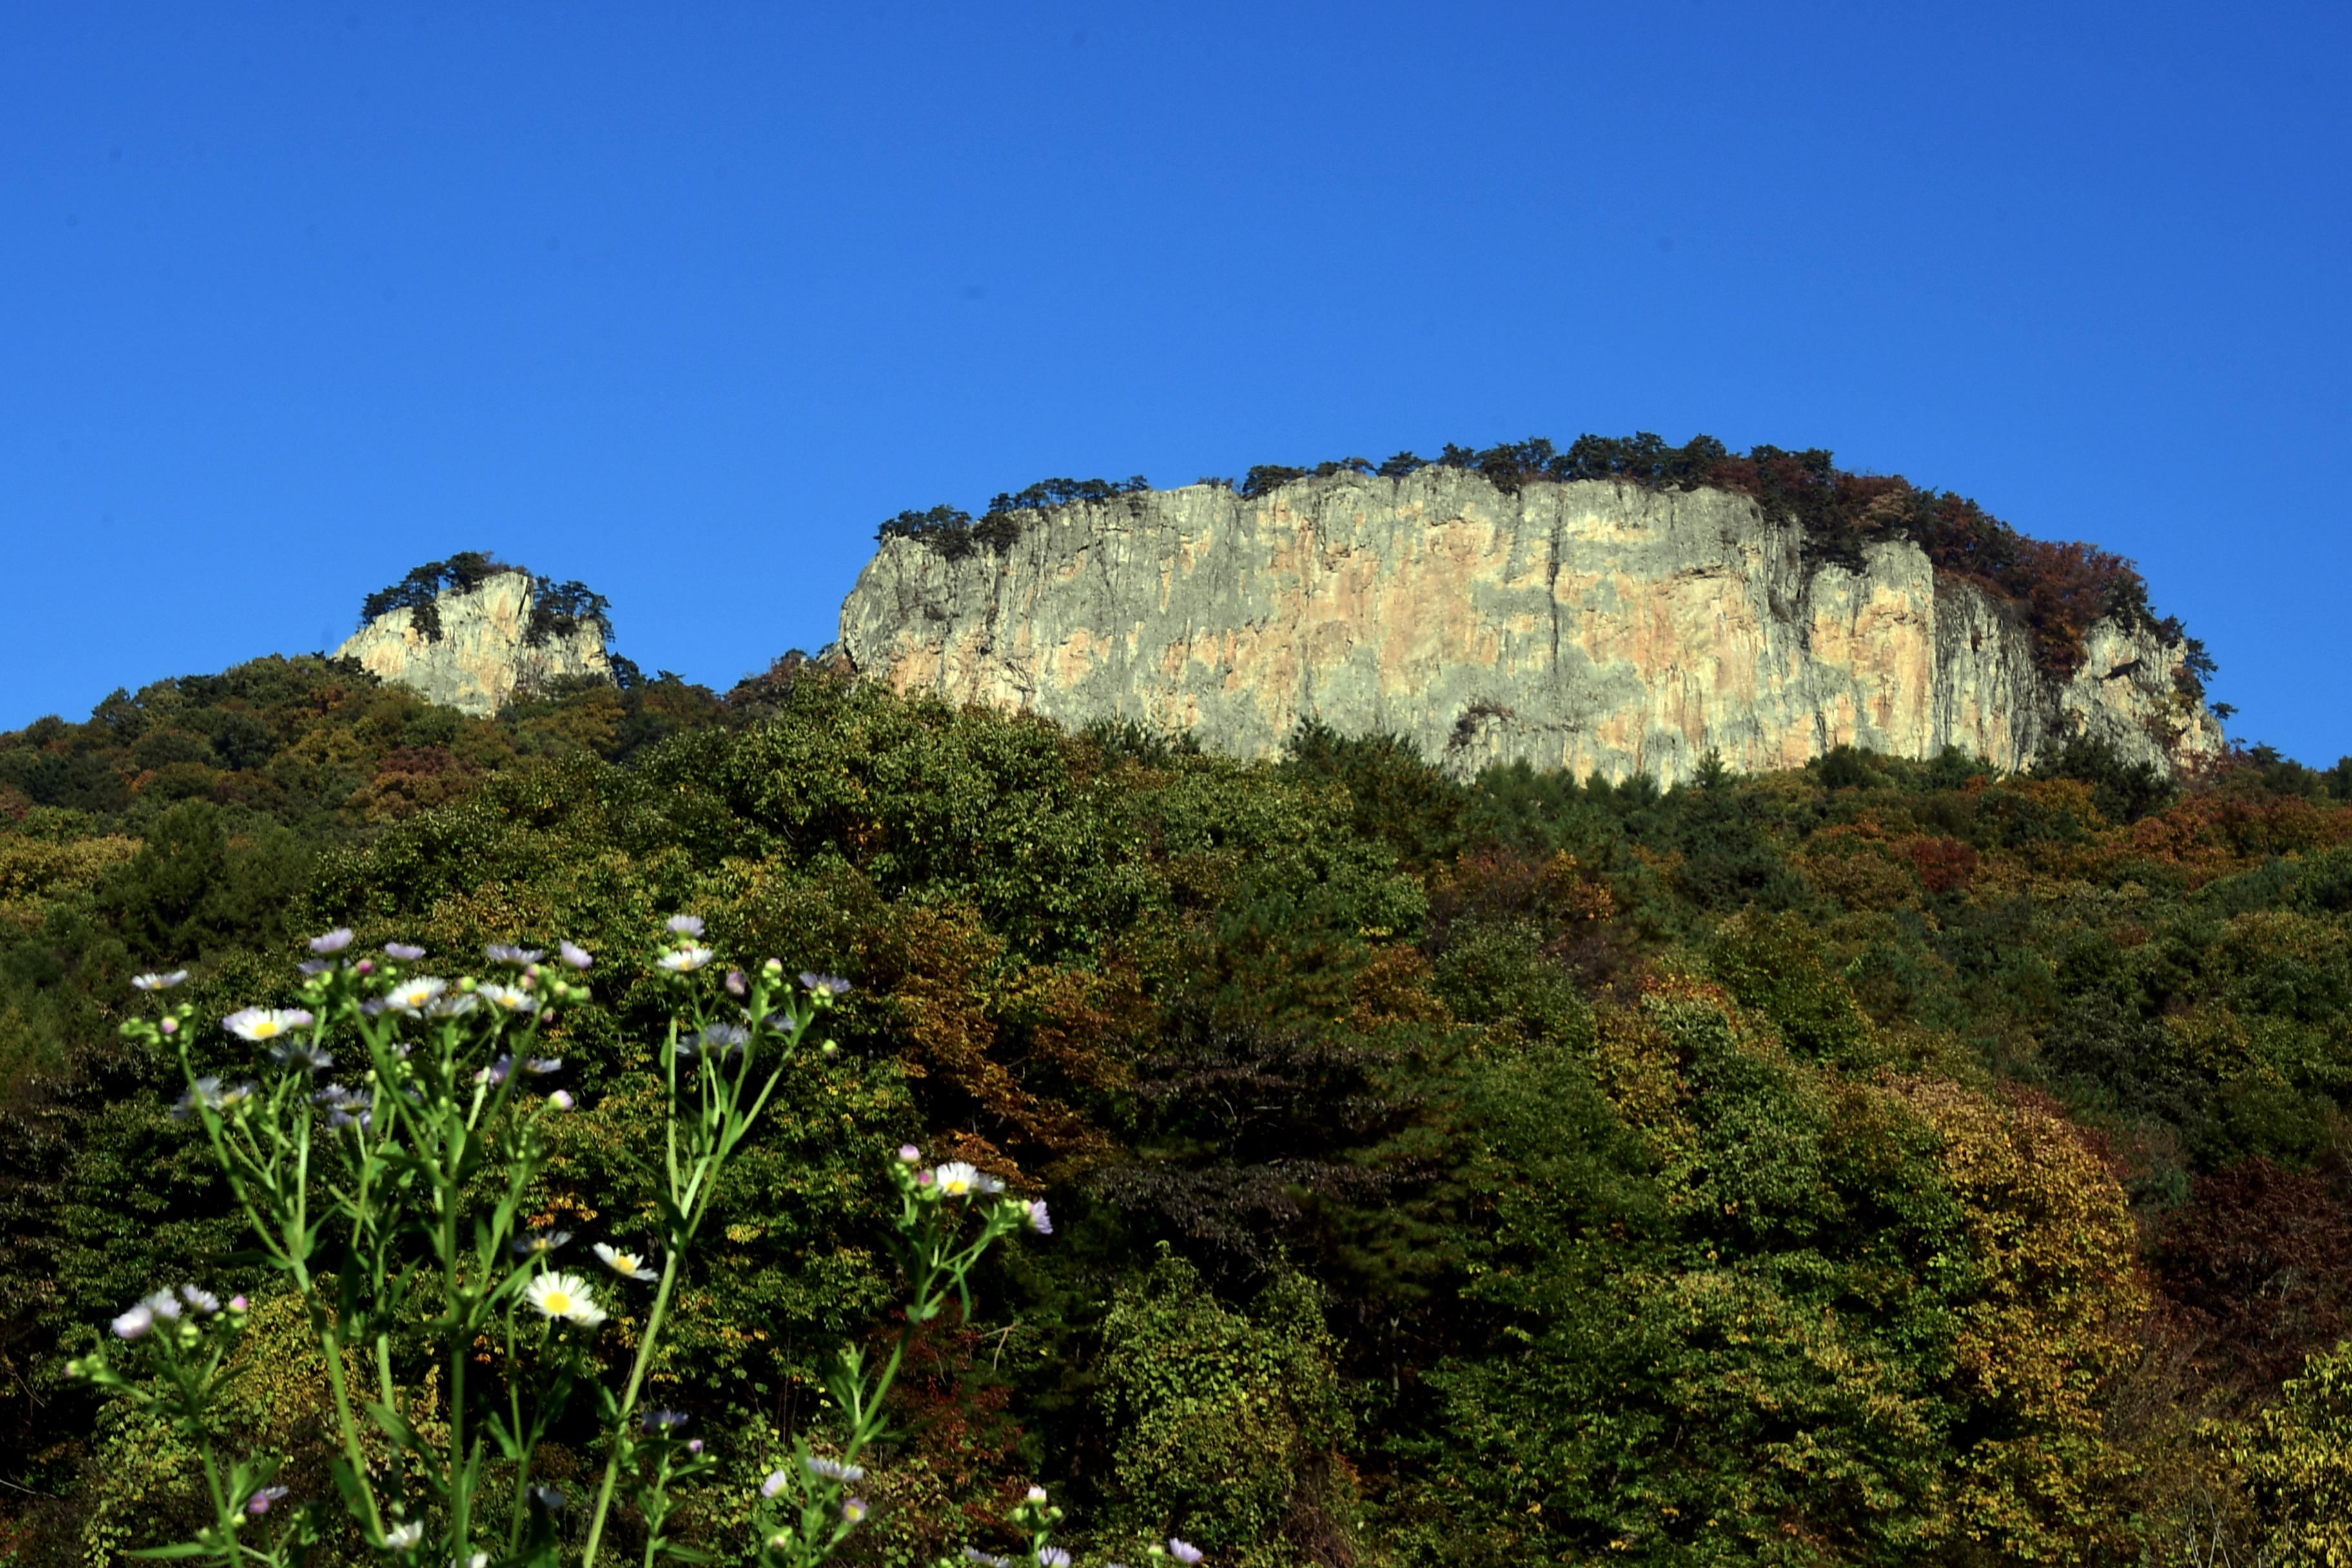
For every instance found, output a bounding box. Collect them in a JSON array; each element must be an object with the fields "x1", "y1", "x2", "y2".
[
  {"x1": 762, "y1": 957, "x2": 783, "y2": 975},
  {"x1": 548, "y1": 1090, "x2": 575, "y2": 1111},
  {"x1": 161, "y1": 1017, "x2": 178, "y2": 1035}
]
